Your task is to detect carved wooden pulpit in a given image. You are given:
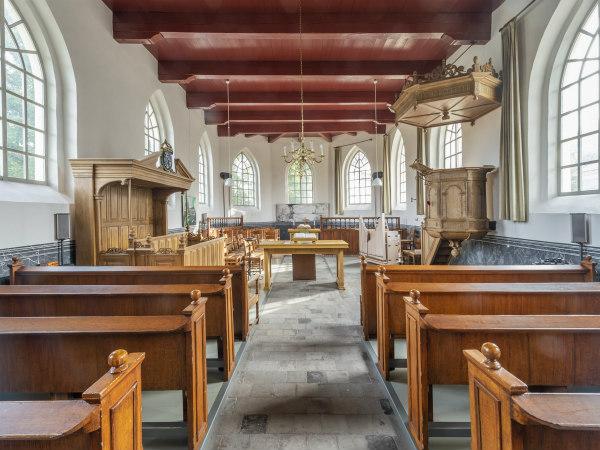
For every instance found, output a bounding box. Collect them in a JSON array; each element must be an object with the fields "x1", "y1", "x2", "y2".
[{"x1": 411, "y1": 162, "x2": 494, "y2": 264}]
